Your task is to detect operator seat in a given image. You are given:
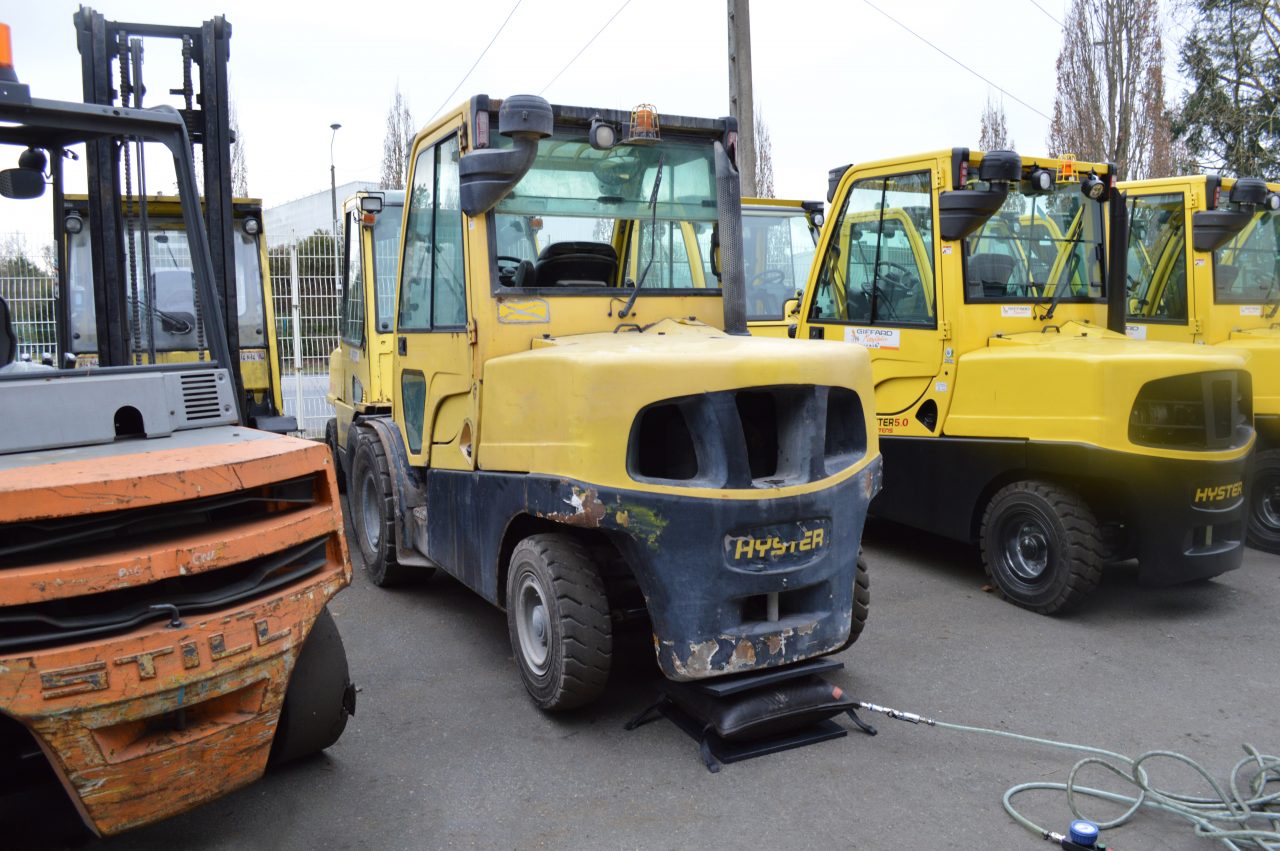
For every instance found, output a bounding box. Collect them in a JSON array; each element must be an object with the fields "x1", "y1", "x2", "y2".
[
  {"x1": 533, "y1": 241, "x2": 617, "y2": 287},
  {"x1": 967, "y1": 253, "x2": 1016, "y2": 298}
]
